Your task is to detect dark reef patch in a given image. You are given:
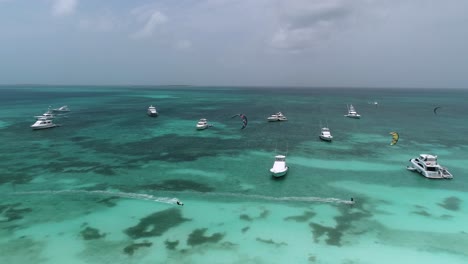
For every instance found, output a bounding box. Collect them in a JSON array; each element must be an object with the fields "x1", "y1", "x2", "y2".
[
  {"x1": 438, "y1": 196, "x2": 461, "y2": 211},
  {"x1": 187, "y1": 228, "x2": 224, "y2": 246},
  {"x1": 0, "y1": 203, "x2": 32, "y2": 222},
  {"x1": 142, "y1": 179, "x2": 214, "y2": 192},
  {"x1": 123, "y1": 241, "x2": 152, "y2": 256},
  {"x1": 125, "y1": 208, "x2": 189, "y2": 239},
  {"x1": 411, "y1": 210, "x2": 431, "y2": 217},
  {"x1": 46, "y1": 160, "x2": 117, "y2": 176},
  {"x1": 309, "y1": 202, "x2": 372, "y2": 246},
  {"x1": 69, "y1": 136, "x2": 93, "y2": 142},
  {"x1": 165, "y1": 239, "x2": 179, "y2": 250},
  {"x1": 96, "y1": 196, "x2": 120, "y2": 207},
  {"x1": 284, "y1": 211, "x2": 316, "y2": 222},
  {"x1": 80, "y1": 226, "x2": 106, "y2": 240},
  {"x1": 0, "y1": 173, "x2": 34, "y2": 186},
  {"x1": 241, "y1": 226, "x2": 250, "y2": 233},
  {"x1": 440, "y1": 214, "x2": 453, "y2": 219},
  {"x1": 256, "y1": 237, "x2": 287, "y2": 247},
  {"x1": 239, "y1": 214, "x2": 253, "y2": 222},
  {"x1": 75, "y1": 134, "x2": 244, "y2": 164},
  {"x1": 239, "y1": 209, "x2": 269, "y2": 222}
]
